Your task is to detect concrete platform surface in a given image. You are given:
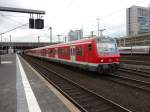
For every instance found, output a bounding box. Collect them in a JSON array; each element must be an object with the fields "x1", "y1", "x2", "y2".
[
  {"x1": 0, "y1": 55, "x2": 17, "y2": 112},
  {"x1": 0, "y1": 54, "x2": 80, "y2": 112}
]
